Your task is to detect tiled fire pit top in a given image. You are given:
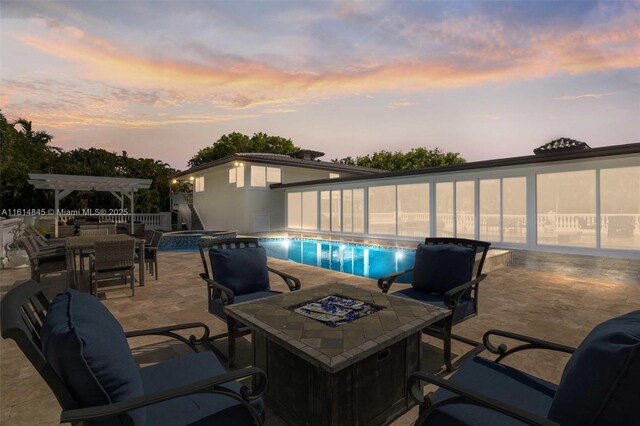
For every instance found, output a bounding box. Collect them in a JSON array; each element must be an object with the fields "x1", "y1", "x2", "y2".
[{"x1": 224, "y1": 282, "x2": 450, "y2": 373}]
